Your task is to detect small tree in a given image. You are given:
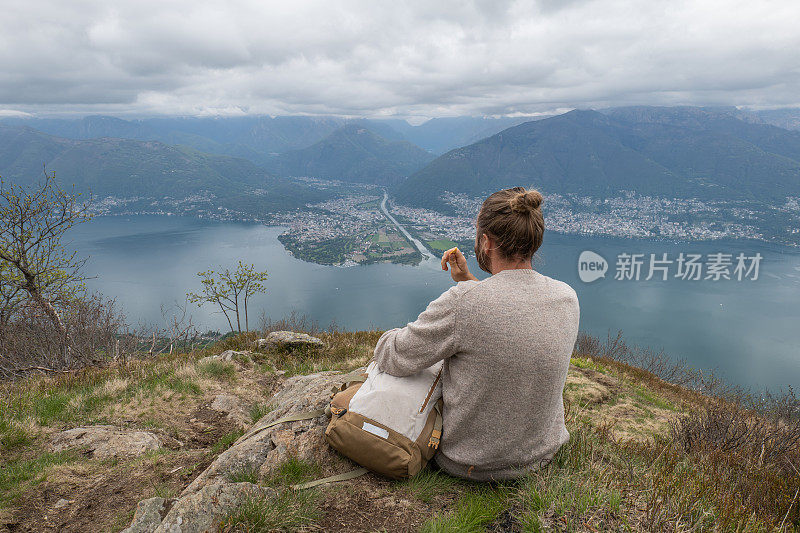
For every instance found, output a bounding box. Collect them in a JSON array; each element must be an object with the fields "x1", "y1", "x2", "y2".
[
  {"x1": 187, "y1": 261, "x2": 268, "y2": 333},
  {"x1": 0, "y1": 171, "x2": 91, "y2": 355},
  {"x1": 0, "y1": 260, "x2": 25, "y2": 333}
]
